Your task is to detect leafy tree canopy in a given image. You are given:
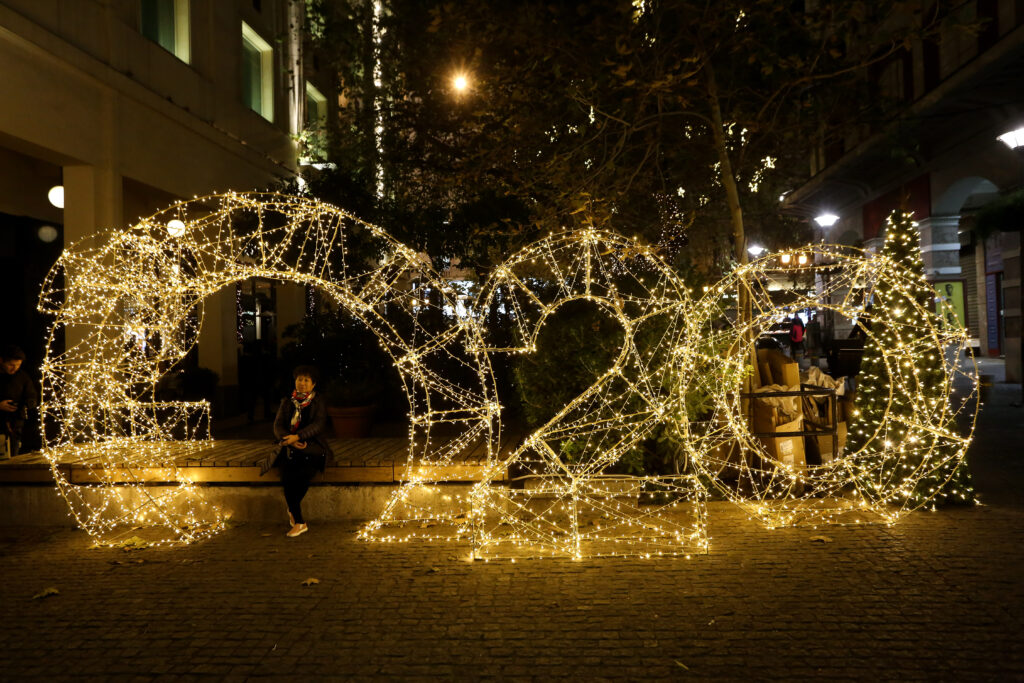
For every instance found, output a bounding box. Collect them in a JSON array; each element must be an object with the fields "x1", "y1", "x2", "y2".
[{"x1": 307, "y1": 0, "x2": 954, "y2": 276}]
